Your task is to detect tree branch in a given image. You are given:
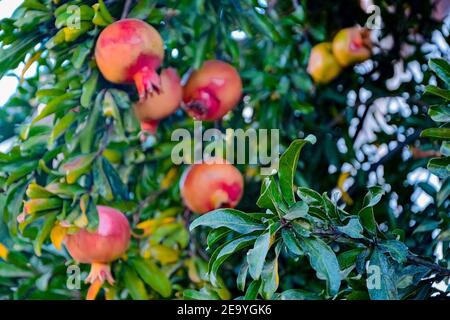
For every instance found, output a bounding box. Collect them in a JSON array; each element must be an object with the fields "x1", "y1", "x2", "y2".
[
  {"x1": 121, "y1": 0, "x2": 133, "y2": 19},
  {"x1": 407, "y1": 255, "x2": 450, "y2": 277},
  {"x1": 313, "y1": 227, "x2": 450, "y2": 277}
]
